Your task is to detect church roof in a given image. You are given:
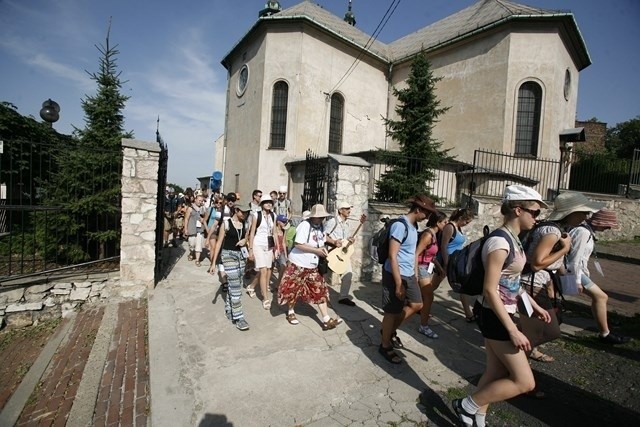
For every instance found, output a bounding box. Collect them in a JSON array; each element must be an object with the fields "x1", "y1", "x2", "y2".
[
  {"x1": 388, "y1": 0, "x2": 590, "y2": 68},
  {"x1": 222, "y1": 0, "x2": 590, "y2": 70}
]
